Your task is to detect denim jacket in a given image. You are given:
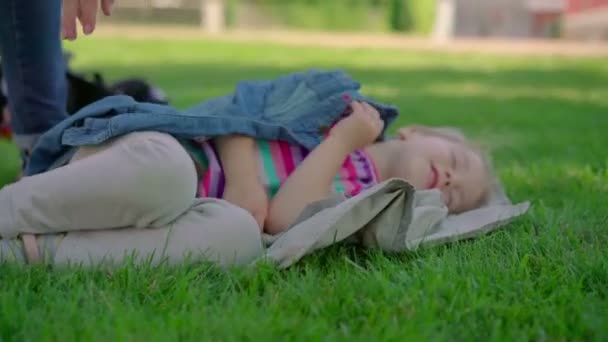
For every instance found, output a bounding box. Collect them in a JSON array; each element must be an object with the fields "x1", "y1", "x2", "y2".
[{"x1": 26, "y1": 69, "x2": 399, "y2": 176}]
